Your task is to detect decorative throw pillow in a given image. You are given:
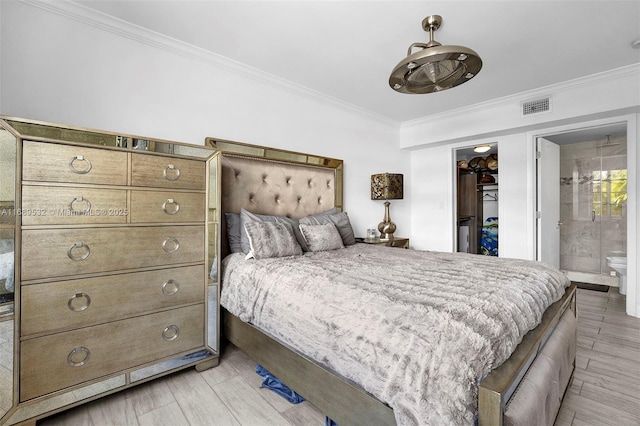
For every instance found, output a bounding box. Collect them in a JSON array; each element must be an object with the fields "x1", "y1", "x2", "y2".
[
  {"x1": 299, "y1": 211, "x2": 356, "y2": 246},
  {"x1": 225, "y1": 212, "x2": 243, "y2": 253},
  {"x1": 244, "y1": 221, "x2": 302, "y2": 260},
  {"x1": 240, "y1": 208, "x2": 338, "y2": 253},
  {"x1": 240, "y1": 209, "x2": 306, "y2": 253},
  {"x1": 298, "y1": 223, "x2": 344, "y2": 252}
]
